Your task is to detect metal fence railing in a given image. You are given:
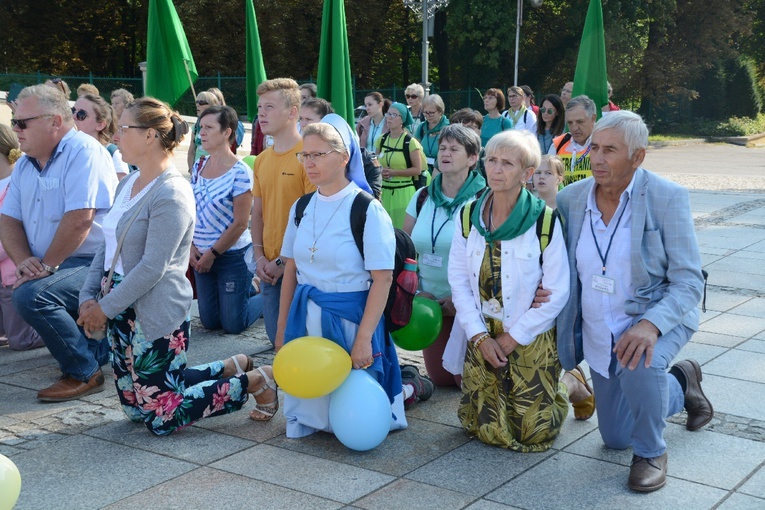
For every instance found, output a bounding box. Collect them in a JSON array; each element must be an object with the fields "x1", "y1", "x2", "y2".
[{"x1": 4, "y1": 73, "x2": 700, "y2": 129}]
